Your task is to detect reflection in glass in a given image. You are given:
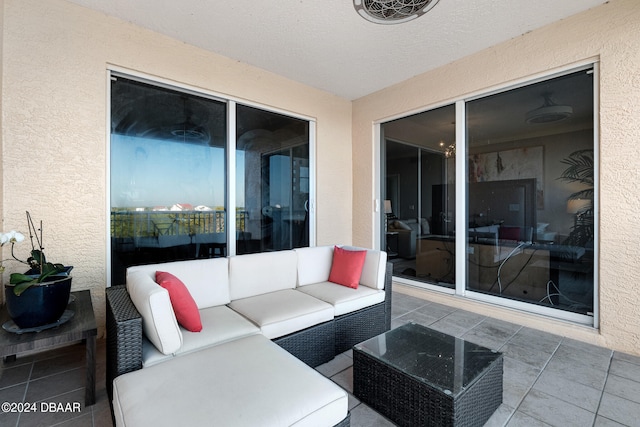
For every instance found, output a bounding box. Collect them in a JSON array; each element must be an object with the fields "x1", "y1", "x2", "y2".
[
  {"x1": 110, "y1": 77, "x2": 227, "y2": 284},
  {"x1": 236, "y1": 105, "x2": 310, "y2": 254},
  {"x1": 466, "y1": 68, "x2": 594, "y2": 315}
]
